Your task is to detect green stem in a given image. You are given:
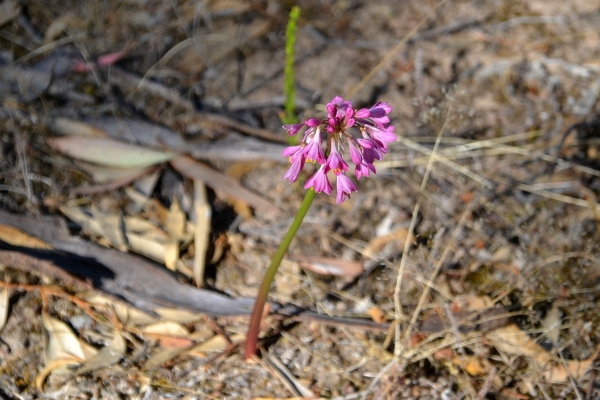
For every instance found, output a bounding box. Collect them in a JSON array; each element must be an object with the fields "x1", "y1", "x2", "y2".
[
  {"x1": 244, "y1": 188, "x2": 316, "y2": 360},
  {"x1": 283, "y1": 6, "x2": 300, "y2": 124}
]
